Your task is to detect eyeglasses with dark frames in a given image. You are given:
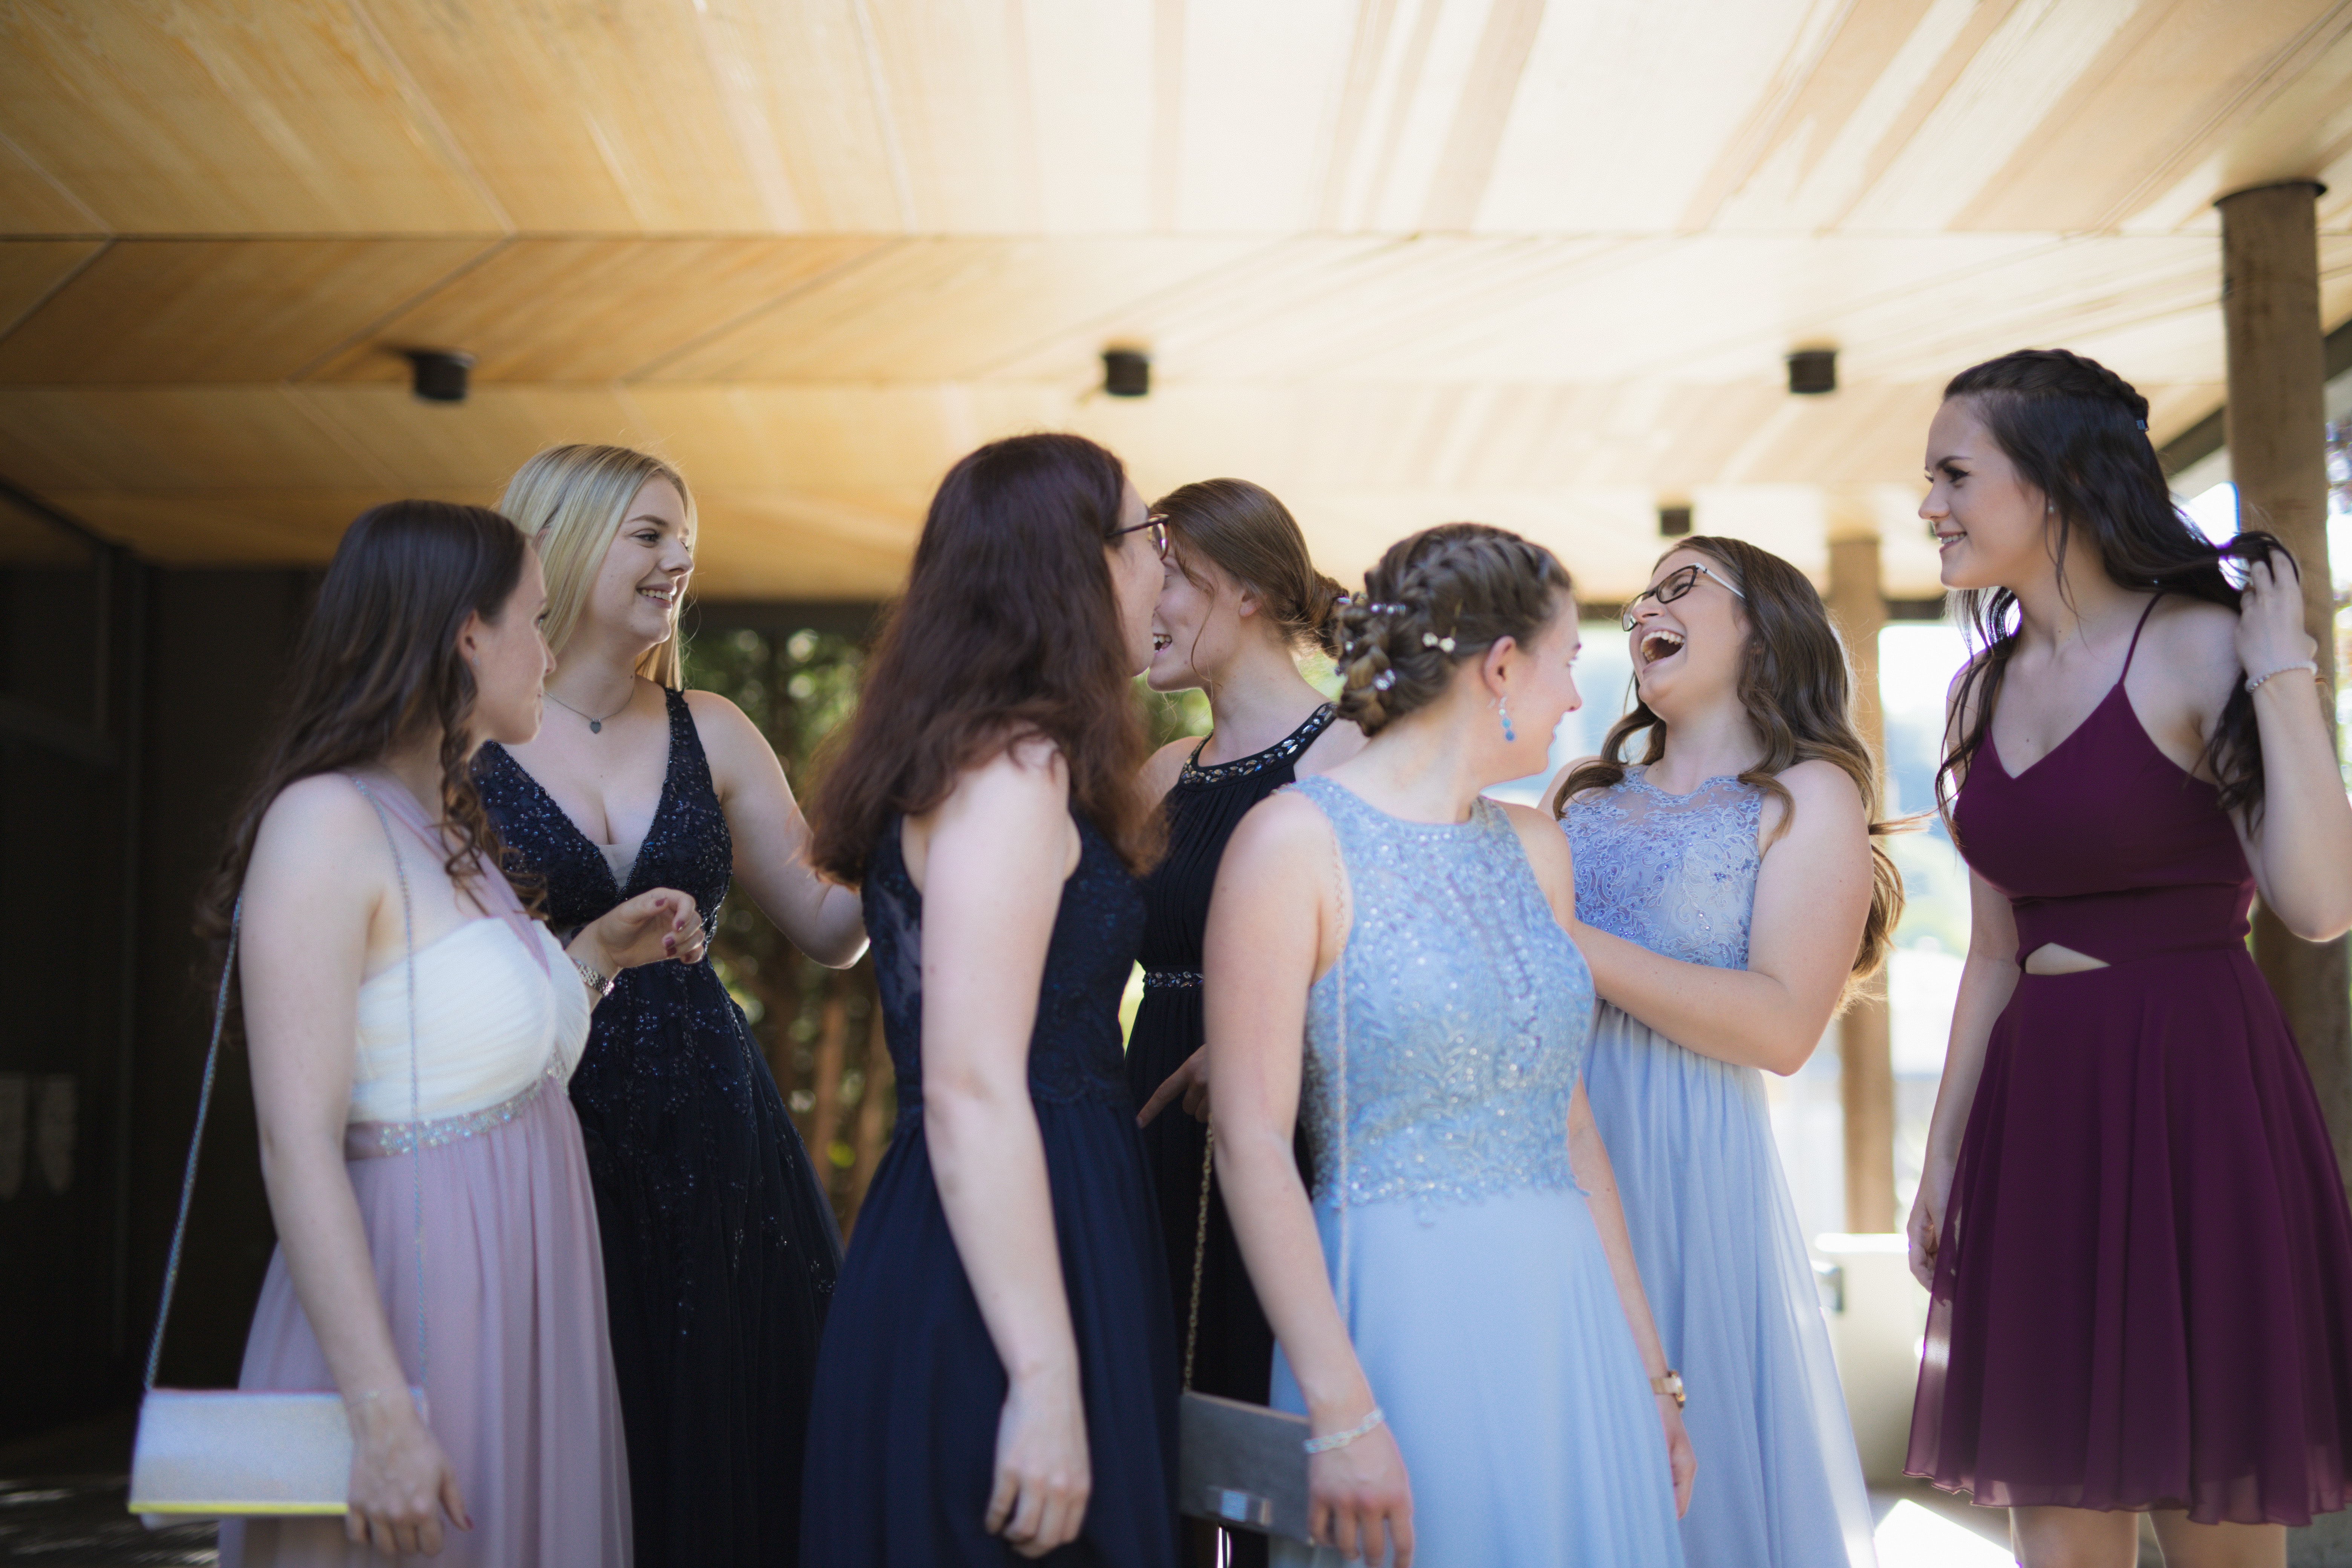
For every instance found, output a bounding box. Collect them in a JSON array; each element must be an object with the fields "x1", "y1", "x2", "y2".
[
  {"x1": 1113, "y1": 516, "x2": 1169, "y2": 557},
  {"x1": 1621, "y1": 562, "x2": 1745, "y2": 631}
]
